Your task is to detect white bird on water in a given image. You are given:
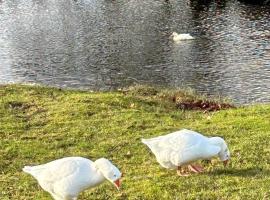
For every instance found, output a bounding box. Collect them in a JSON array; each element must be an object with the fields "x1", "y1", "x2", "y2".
[
  {"x1": 142, "y1": 129, "x2": 230, "y2": 176},
  {"x1": 171, "y1": 32, "x2": 194, "y2": 42},
  {"x1": 23, "y1": 157, "x2": 121, "y2": 200}
]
